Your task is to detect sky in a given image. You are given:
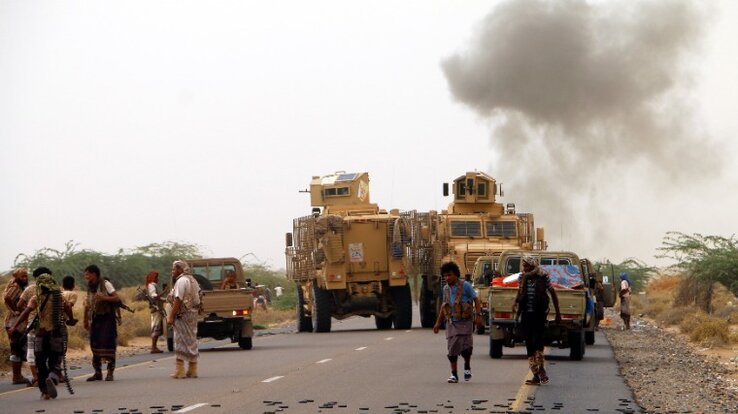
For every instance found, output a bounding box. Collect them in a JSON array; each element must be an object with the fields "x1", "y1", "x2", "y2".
[{"x1": 1, "y1": 0, "x2": 737, "y2": 273}]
